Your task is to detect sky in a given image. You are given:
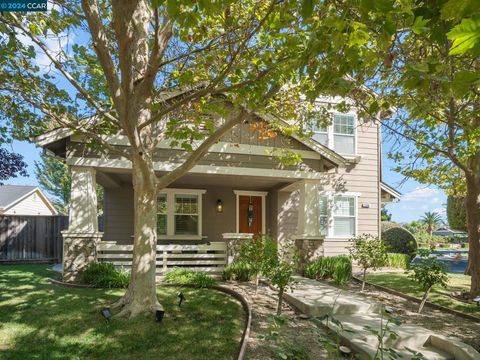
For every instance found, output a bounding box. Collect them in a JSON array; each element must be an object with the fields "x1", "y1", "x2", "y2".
[{"x1": 4, "y1": 136, "x2": 448, "y2": 224}]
